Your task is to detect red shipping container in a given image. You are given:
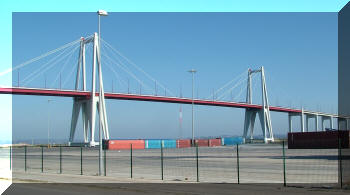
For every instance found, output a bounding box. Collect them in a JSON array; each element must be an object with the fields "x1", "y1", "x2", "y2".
[
  {"x1": 176, "y1": 139, "x2": 191, "y2": 148},
  {"x1": 107, "y1": 140, "x2": 145, "y2": 150},
  {"x1": 209, "y1": 138, "x2": 221, "y2": 147},
  {"x1": 195, "y1": 139, "x2": 209, "y2": 147}
]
